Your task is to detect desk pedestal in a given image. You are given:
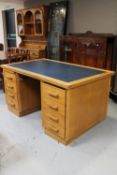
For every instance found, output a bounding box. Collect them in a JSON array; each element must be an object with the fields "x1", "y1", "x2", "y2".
[
  {"x1": 3, "y1": 70, "x2": 41, "y2": 116},
  {"x1": 41, "y1": 78, "x2": 110, "y2": 144}
]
